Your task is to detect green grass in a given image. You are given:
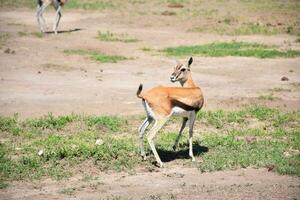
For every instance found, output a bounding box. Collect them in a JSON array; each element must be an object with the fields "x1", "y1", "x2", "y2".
[
  {"x1": 0, "y1": 0, "x2": 35, "y2": 8},
  {"x1": 191, "y1": 22, "x2": 286, "y2": 35},
  {"x1": 64, "y1": 49, "x2": 127, "y2": 63},
  {"x1": 199, "y1": 133, "x2": 299, "y2": 174},
  {"x1": 162, "y1": 42, "x2": 300, "y2": 58},
  {"x1": 65, "y1": 0, "x2": 114, "y2": 10},
  {"x1": 97, "y1": 31, "x2": 139, "y2": 43},
  {"x1": 0, "y1": 105, "x2": 299, "y2": 188}
]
